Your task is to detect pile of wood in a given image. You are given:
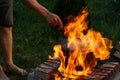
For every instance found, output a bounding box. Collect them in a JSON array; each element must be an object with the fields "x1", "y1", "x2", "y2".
[
  {"x1": 113, "y1": 41, "x2": 120, "y2": 59},
  {"x1": 33, "y1": 61, "x2": 119, "y2": 80}
]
